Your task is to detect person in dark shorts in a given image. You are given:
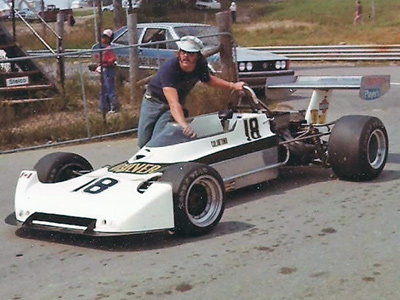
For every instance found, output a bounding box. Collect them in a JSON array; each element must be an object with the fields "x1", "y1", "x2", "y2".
[{"x1": 137, "y1": 35, "x2": 245, "y2": 148}]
